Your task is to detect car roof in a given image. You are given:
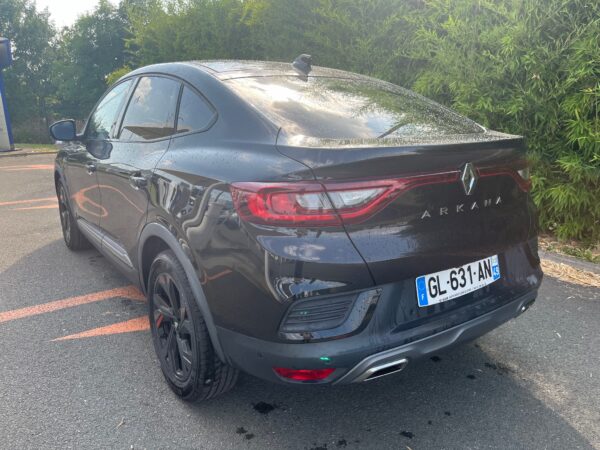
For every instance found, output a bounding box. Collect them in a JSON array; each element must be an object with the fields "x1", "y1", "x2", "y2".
[
  {"x1": 125, "y1": 59, "x2": 384, "y2": 87},
  {"x1": 181, "y1": 59, "x2": 364, "y2": 80}
]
